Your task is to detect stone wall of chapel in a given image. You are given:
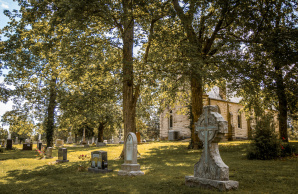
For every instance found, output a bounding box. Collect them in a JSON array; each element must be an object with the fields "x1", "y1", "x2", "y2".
[
  {"x1": 207, "y1": 99, "x2": 248, "y2": 139},
  {"x1": 159, "y1": 106, "x2": 191, "y2": 140}
]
